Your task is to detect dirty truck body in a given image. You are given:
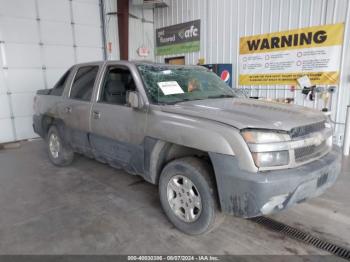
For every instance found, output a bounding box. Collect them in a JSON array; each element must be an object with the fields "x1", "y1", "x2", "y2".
[{"x1": 33, "y1": 61, "x2": 341, "y2": 234}]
